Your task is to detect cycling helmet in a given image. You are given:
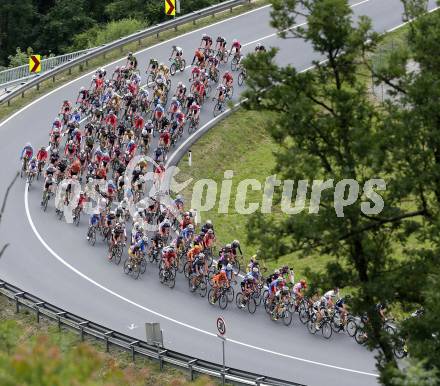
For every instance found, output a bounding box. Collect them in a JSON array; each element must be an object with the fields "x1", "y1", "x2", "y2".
[
  {"x1": 80, "y1": 86, "x2": 85, "y2": 91},
  {"x1": 232, "y1": 240, "x2": 240, "y2": 247},
  {"x1": 225, "y1": 243, "x2": 232, "y2": 249},
  {"x1": 274, "y1": 269, "x2": 280, "y2": 275},
  {"x1": 128, "y1": 51, "x2": 133, "y2": 56},
  {"x1": 207, "y1": 229, "x2": 214, "y2": 234},
  {"x1": 206, "y1": 220, "x2": 212, "y2": 225},
  {"x1": 142, "y1": 235, "x2": 149, "y2": 243},
  {"x1": 178, "y1": 81, "x2": 183, "y2": 87},
  {"x1": 187, "y1": 224, "x2": 194, "y2": 230},
  {"x1": 226, "y1": 263, "x2": 233, "y2": 270},
  {"x1": 277, "y1": 276, "x2": 283, "y2": 282},
  {"x1": 232, "y1": 39, "x2": 238, "y2": 44},
  {"x1": 92, "y1": 75, "x2": 96, "y2": 80},
  {"x1": 300, "y1": 279, "x2": 307, "y2": 287},
  {"x1": 171, "y1": 96, "x2": 177, "y2": 102},
  {"x1": 253, "y1": 267, "x2": 259, "y2": 273},
  {"x1": 198, "y1": 253, "x2": 205, "y2": 259},
  {"x1": 256, "y1": 43, "x2": 261, "y2": 49}
]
